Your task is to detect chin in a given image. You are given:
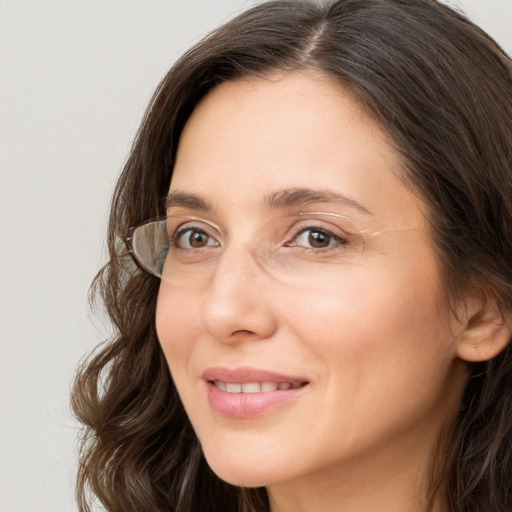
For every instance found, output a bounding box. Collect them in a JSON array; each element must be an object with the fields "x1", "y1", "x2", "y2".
[{"x1": 202, "y1": 447, "x2": 288, "y2": 488}]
